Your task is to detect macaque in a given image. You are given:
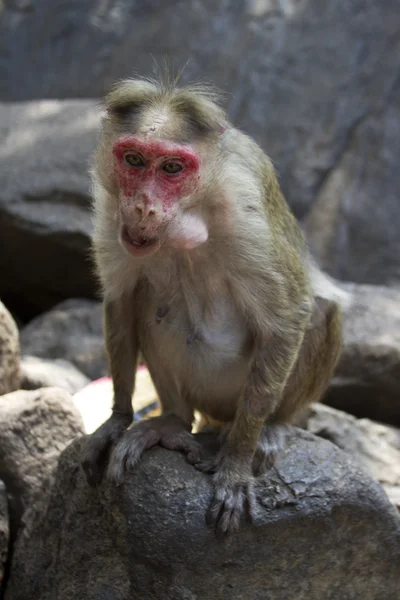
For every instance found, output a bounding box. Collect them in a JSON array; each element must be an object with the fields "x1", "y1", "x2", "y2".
[{"x1": 82, "y1": 73, "x2": 343, "y2": 533}]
